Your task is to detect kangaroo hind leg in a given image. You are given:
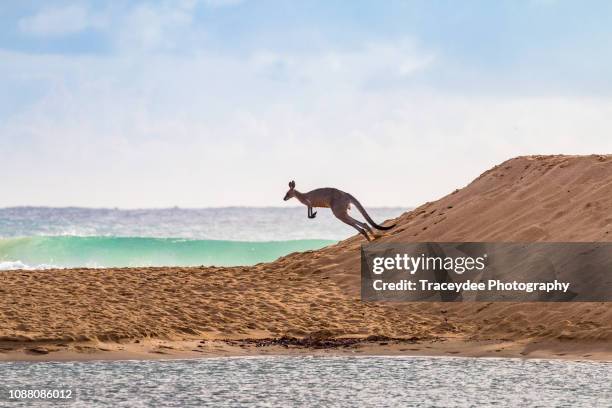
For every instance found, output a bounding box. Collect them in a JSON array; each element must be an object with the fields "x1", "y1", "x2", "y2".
[
  {"x1": 333, "y1": 207, "x2": 372, "y2": 241},
  {"x1": 345, "y1": 207, "x2": 374, "y2": 235}
]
